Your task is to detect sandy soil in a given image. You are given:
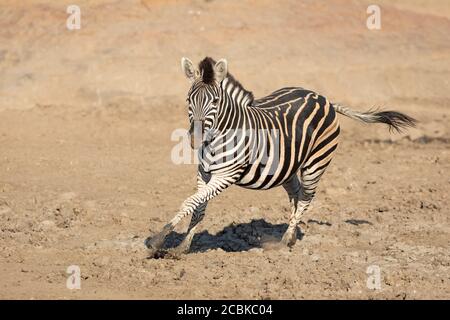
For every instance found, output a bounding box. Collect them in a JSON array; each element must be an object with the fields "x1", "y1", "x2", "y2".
[{"x1": 0, "y1": 0, "x2": 449, "y2": 299}]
